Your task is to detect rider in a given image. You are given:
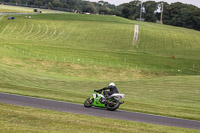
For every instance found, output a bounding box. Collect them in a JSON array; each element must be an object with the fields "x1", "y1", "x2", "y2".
[{"x1": 98, "y1": 82, "x2": 119, "y2": 97}]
